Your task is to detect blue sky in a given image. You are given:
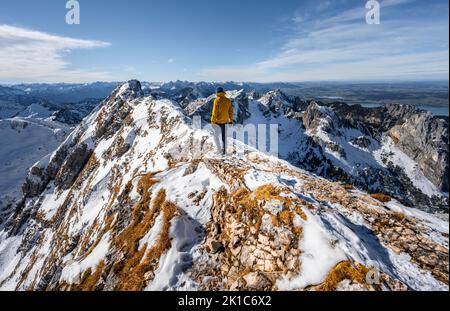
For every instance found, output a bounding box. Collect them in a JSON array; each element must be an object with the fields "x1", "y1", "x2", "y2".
[{"x1": 0, "y1": 0, "x2": 448, "y2": 83}]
